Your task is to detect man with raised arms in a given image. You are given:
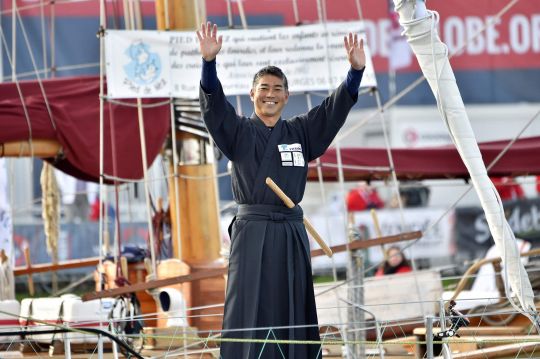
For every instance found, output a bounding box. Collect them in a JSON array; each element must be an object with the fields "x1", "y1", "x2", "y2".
[{"x1": 197, "y1": 21, "x2": 366, "y2": 358}]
